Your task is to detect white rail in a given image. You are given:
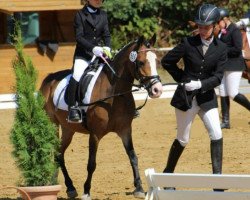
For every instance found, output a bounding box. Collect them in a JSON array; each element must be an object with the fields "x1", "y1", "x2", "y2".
[{"x1": 0, "y1": 79, "x2": 249, "y2": 110}]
